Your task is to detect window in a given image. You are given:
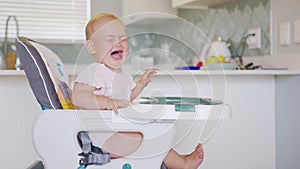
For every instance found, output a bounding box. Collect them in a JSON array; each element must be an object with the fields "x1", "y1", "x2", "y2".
[{"x1": 0, "y1": 0, "x2": 90, "y2": 43}]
